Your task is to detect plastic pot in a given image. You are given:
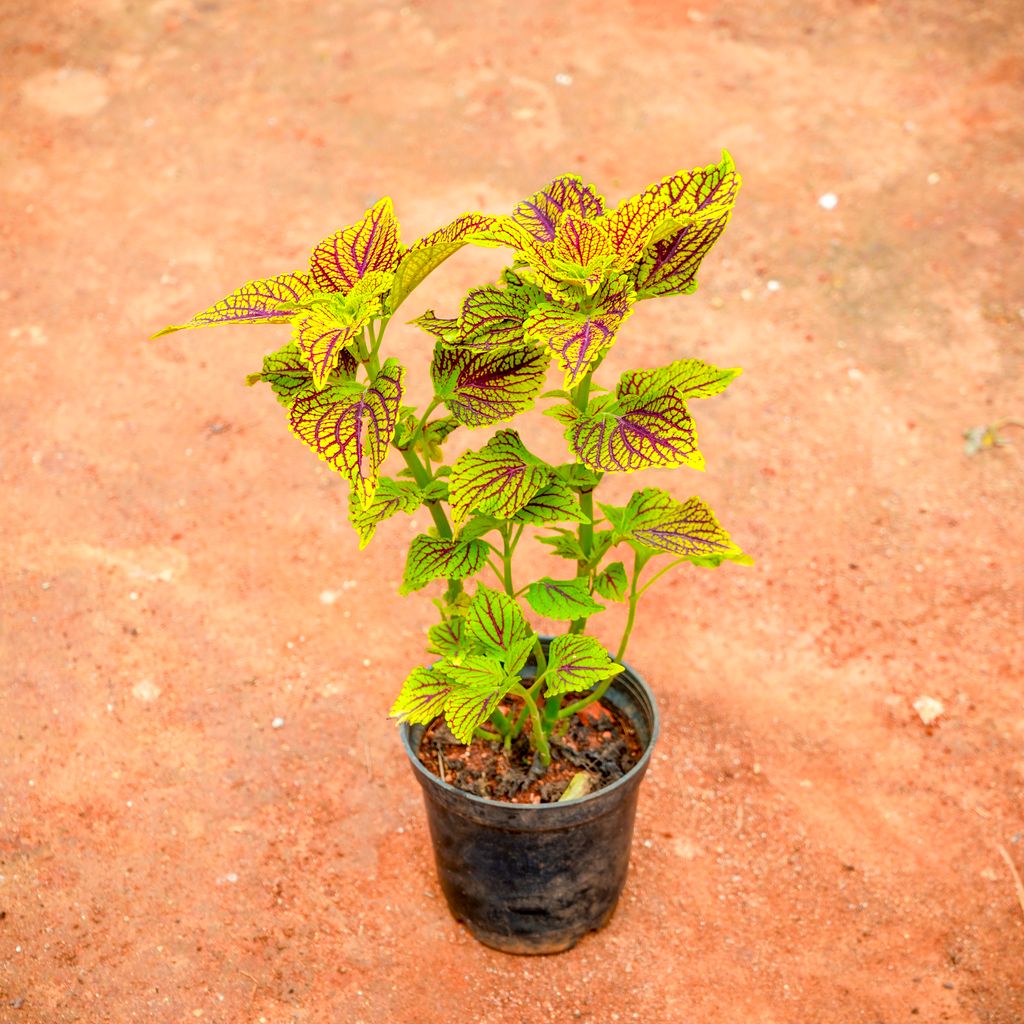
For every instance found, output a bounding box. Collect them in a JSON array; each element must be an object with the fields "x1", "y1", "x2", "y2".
[{"x1": 399, "y1": 649, "x2": 659, "y2": 955}]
